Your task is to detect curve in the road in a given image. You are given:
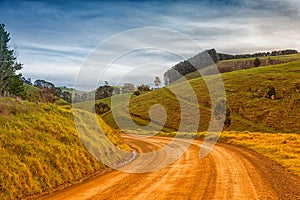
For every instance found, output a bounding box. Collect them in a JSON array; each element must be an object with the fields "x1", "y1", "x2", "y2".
[{"x1": 39, "y1": 135, "x2": 300, "y2": 200}]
